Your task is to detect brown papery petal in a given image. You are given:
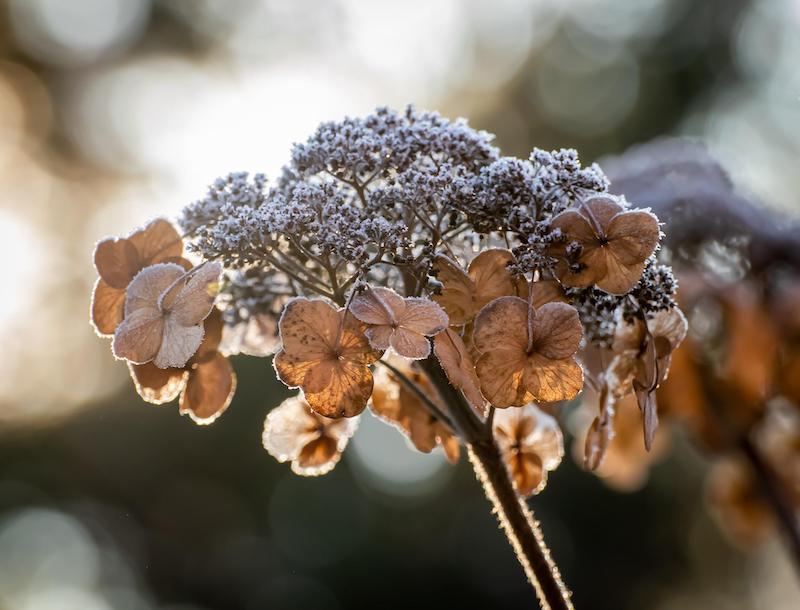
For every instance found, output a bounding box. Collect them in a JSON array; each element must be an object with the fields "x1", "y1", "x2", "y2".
[
  {"x1": 180, "y1": 352, "x2": 235, "y2": 424},
  {"x1": 124, "y1": 263, "x2": 185, "y2": 317},
  {"x1": 302, "y1": 359, "x2": 374, "y2": 418},
  {"x1": 262, "y1": 395, "x2": 319, "y2": 461},
  {"x1": 431, "y1": 254, "x2": 473, "y2": 326},
  {"x1": 90, "y1": 278, "x2": 126, "y2": 336},
  {"x1": 475, "y1": 350, "x2": 531, "y2": 408},
  {"x1": 510, "y1": 452, "x2": 545, "y2": 497},
  {"x1": 529, "y1": 280, "x2": 567, "y2": 307},
  {"x1": 349, "y1": 287, "x2": 404, "y2": 326},
  {"x1": 398, "y1": 298, "x2": 449, "y2": 336},
  {"x1": 196, "y1": 308, "x2": 224, "y2": 361},
  {"x1": 523, "y1": 355, "x2": 583, "y2": 403},
  {"x1": 113, "y1": 308, "x2": 165, "y2": 364},
  {"x1": 390, "y1": 327, "x2": 432, "y2": 360},
  {"x1": 468, "y1": 249, "x2": 522, "y2": 312},
  {"x1": 94, "y1": 237, "x2": 140, "y2": 289},
  {"x1": 433, "y1": 329, "x2": 486, "y2": 415},
  {"x1": 606, "y1": 210, "x2": 660, "y2": 265},
  {"x1": 169, "y1": 262, "x2": 222, "y2": 326},
  {"x1": 473, "y1": 296, "x2": 530, "y2": 354},
  {"x1": 530, "y1": 302, "x2": 582, "y2": 360},
  {"x1": 129, "y1": 362, "x2": 187, "y2": 404},
  {"x1": 579, "y1": 196, "x2": 625, "y2": 228},
  {"x1": 296, "y1": 436, "x2": 339, "y2": 471},
  {"x1": 596, "y1": 254, "x2": 646, "y2": 295},
  {"x1": 128, "y1": 218, "x2": 183, "y2": 265},
  {"x1": 278, "y1": 299, "x2": 341, "y2": 358}
]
